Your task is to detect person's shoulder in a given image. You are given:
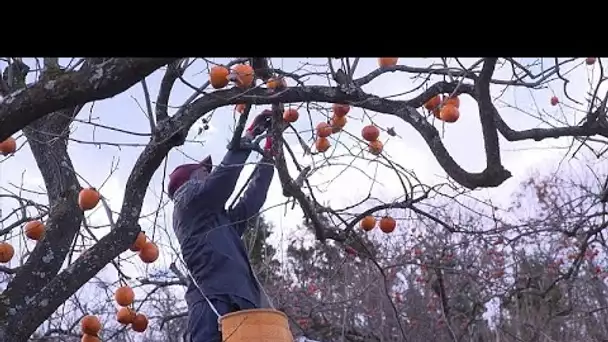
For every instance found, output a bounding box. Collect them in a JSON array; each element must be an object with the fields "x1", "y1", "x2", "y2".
[{"x1": 172, "y1": 180, "x2": 197, "y2": 209}]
